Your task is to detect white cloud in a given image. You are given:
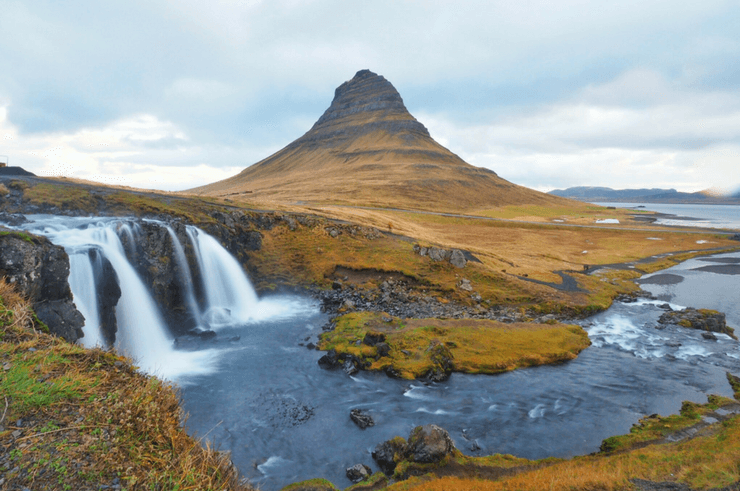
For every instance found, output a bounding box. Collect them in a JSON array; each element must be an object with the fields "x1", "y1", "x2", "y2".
[{"x1": 419, "y1": 70, "x2": 740, "y2": 192}]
